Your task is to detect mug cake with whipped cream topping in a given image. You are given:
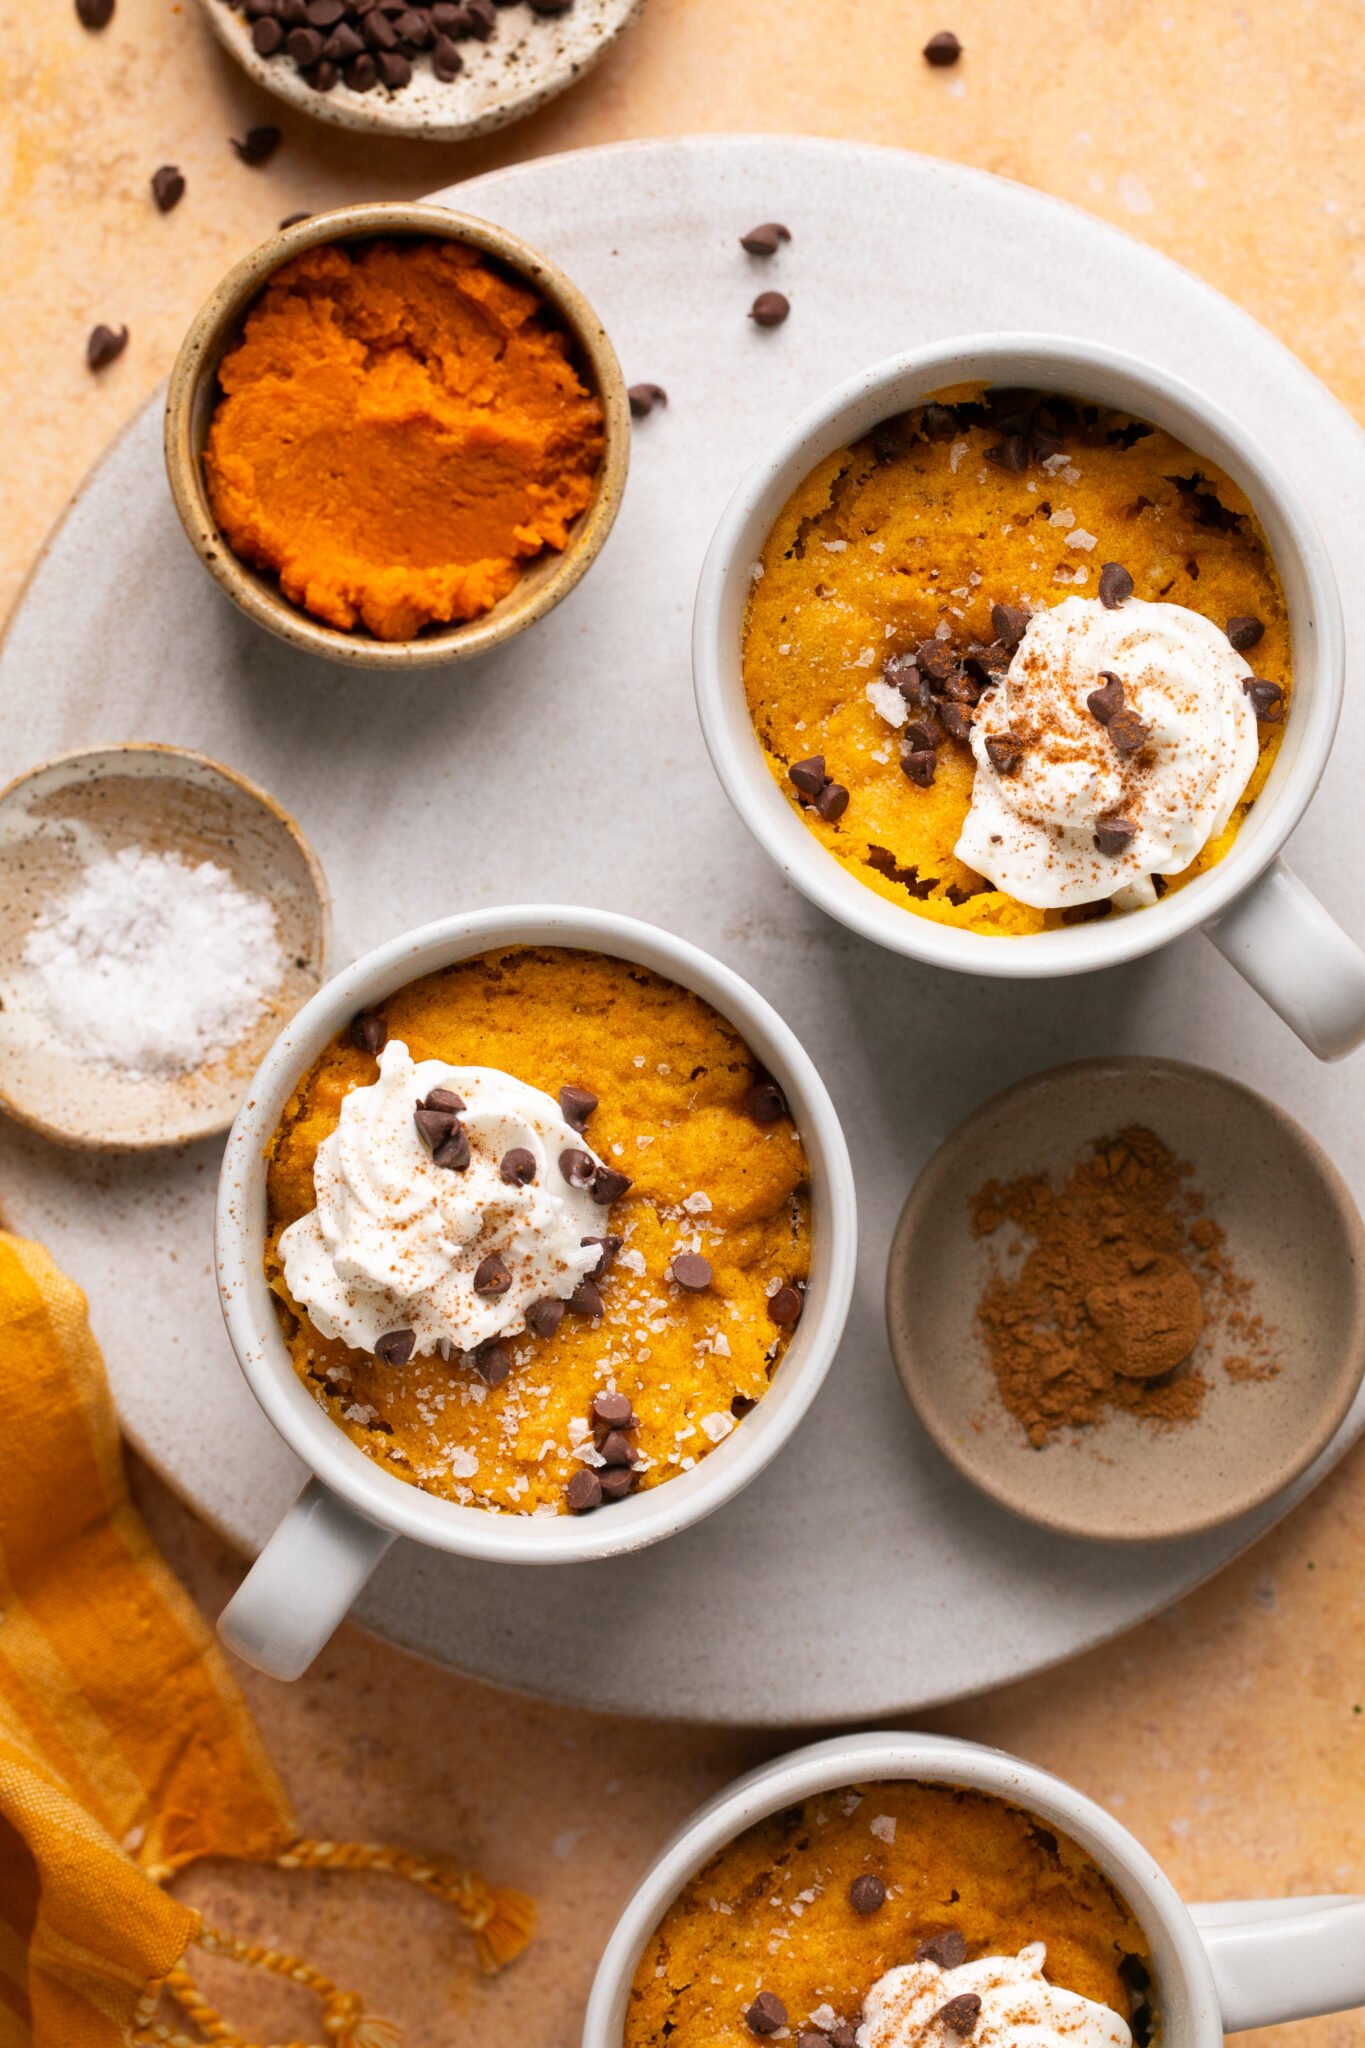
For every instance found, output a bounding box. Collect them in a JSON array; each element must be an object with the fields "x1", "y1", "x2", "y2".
[
  {"x1": 624, "y1": 1779, "x2": 1152, "y2": 2048},
  {"x1": 742, "y1": 385, "x2": 1290, "y2": 931},
  {"x1": 264, "y1": 946, "x2": 811, "y2": 1516}
]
